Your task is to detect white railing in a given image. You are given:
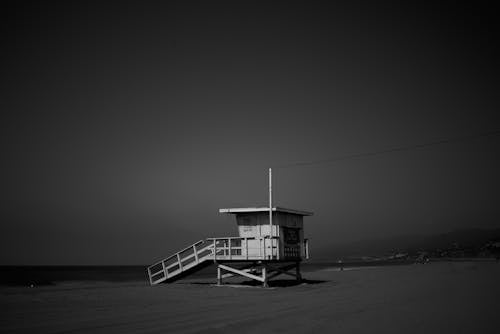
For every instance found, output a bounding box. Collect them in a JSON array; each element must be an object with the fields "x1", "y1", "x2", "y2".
[
  {"x1": 148, "y1": 240, "x2": 208, "y2": 285},
  {"x1": 207, "y1": 236, "x2": 280, "y2": 261}
]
